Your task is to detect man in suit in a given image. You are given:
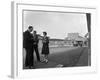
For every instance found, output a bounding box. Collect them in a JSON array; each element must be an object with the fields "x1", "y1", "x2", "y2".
[
  {"x1": 33, "y1": 31, "x2": 41, "y2": 62},
  {"x1": 23, "y1": 26, "x2": 34, "y2": 69}
]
